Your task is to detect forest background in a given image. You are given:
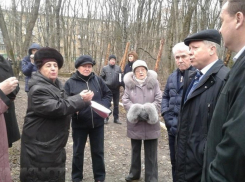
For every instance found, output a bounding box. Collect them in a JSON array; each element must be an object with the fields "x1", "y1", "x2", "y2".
[{"x1": 0, "y1": 0, "x2": 232, "y2": 85}]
